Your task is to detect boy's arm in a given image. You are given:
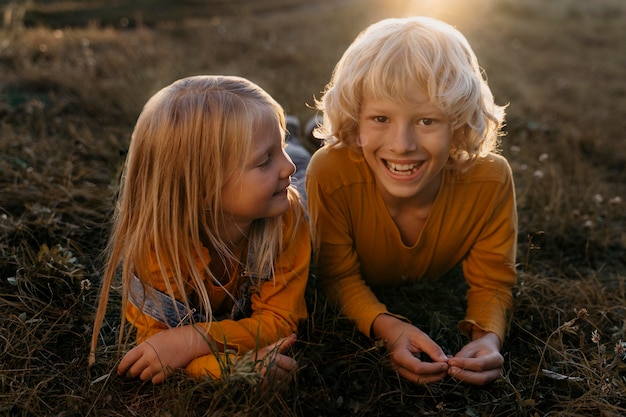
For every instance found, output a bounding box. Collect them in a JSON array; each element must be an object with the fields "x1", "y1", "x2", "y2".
[{"x1": 459, "y1": 158, "x2": 518, "y2": 342}]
